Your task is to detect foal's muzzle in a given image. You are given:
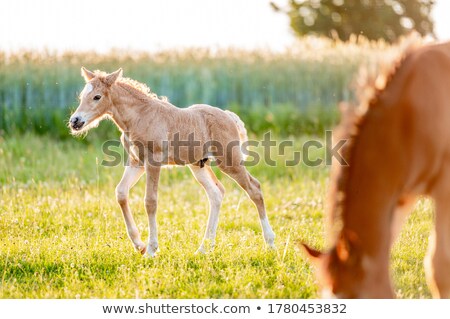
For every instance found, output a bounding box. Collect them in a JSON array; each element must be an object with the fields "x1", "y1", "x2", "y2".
[{"x1": 70, "y1": 116, "x2": 85, "y2": 131}]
